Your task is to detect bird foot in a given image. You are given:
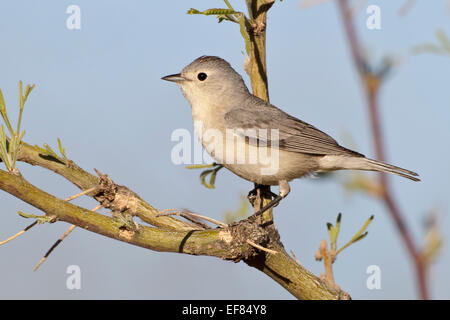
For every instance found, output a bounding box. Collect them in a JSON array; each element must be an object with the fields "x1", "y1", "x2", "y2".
[{"x1": 248, "y1": 185, "x2": 280, "y2": 210}]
